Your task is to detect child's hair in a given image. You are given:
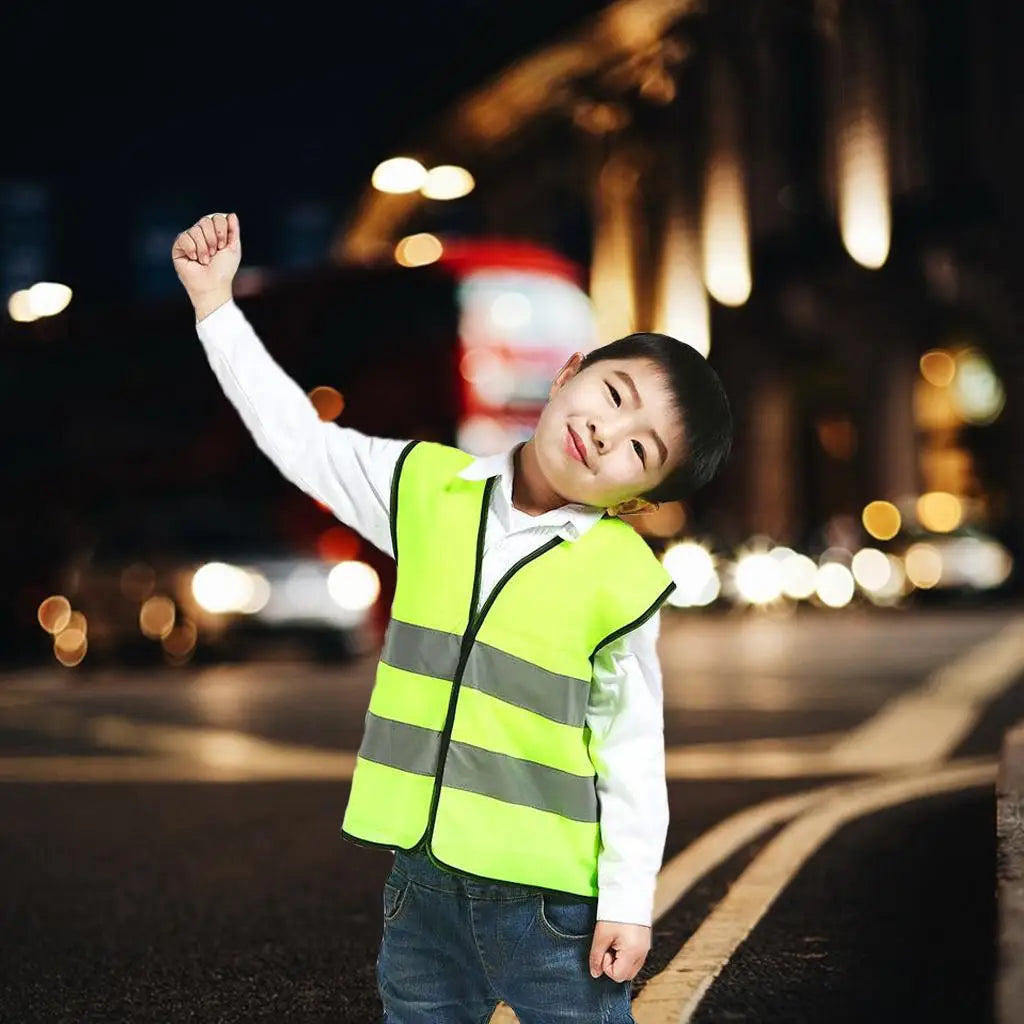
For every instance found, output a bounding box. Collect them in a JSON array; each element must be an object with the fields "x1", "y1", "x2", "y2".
[{"x1": 579, "y1": 332, "x2": 733, "y2": 503}]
